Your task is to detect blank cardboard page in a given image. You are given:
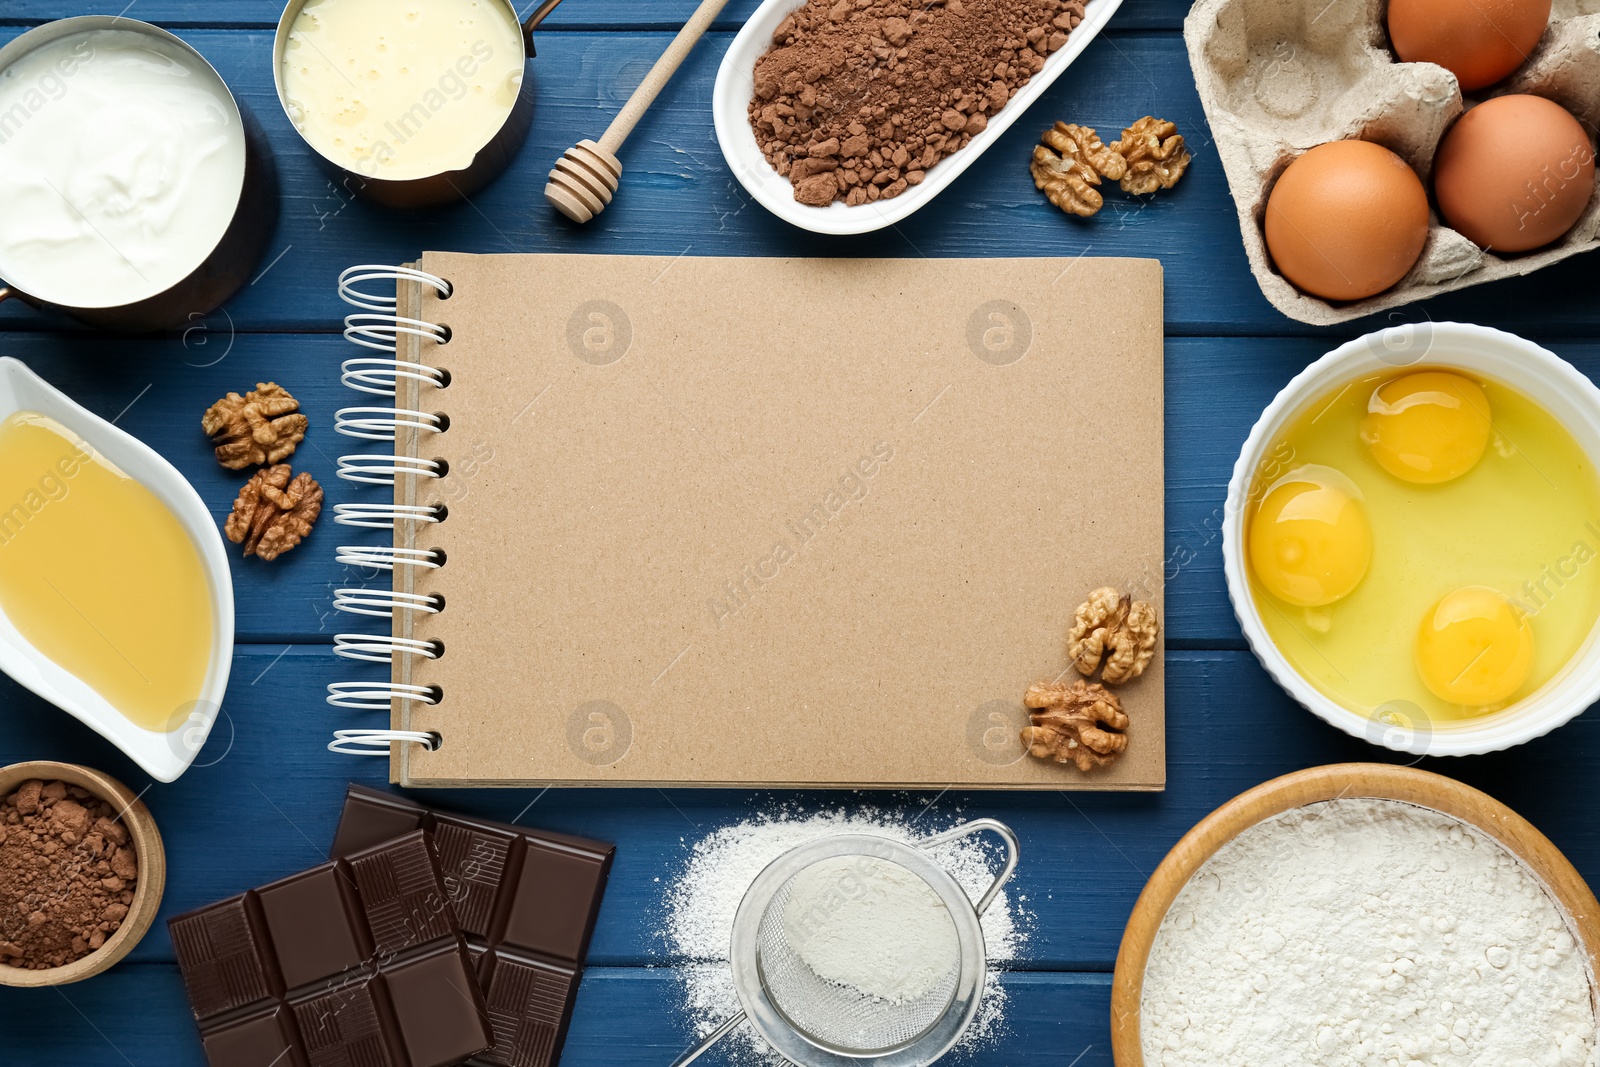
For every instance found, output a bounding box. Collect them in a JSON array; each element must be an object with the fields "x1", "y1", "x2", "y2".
[{"x1": 391, "y1": 253, "x2": 1164, "y2": 789}]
